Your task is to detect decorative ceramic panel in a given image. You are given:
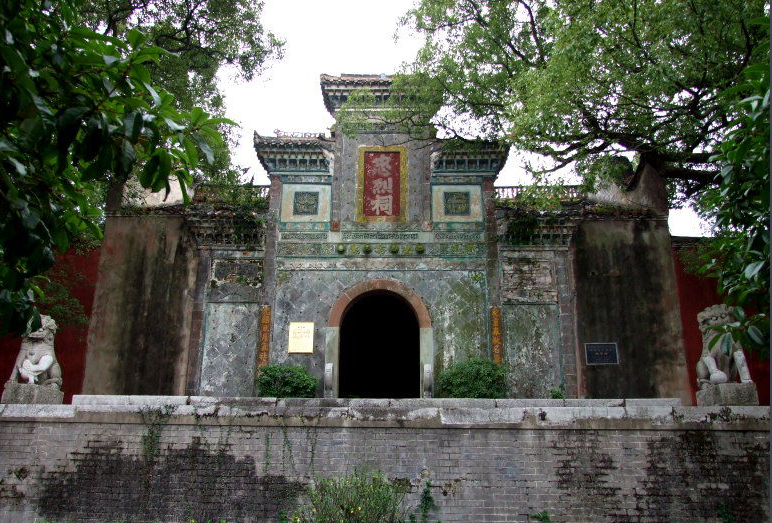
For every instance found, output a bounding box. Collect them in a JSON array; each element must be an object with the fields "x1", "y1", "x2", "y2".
[
  {"x1": 443, "y1": 191, "x2": 471, "y2": 216},
  {"x1": 293, "y1": 191, "x2": 319, "y2": 215},
  {"x1": 280, "y1": 184, "x2": 331, "y2": 223},
  {"x1": 432, "y1": 185, "x2": 483, "y2": 223}
]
